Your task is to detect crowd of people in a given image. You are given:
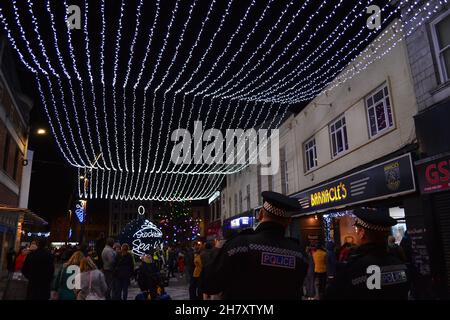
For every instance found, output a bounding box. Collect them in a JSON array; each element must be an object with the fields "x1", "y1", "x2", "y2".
[
  {"x1": 301, "y1": 233, "x2": 412, "y2": 300},
  {"x1": 3, "y1": 212, "x2": 416, "y2": 301},
  {"x1": 5, "y1": 234, "x2": 175, "y2": 300}
]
